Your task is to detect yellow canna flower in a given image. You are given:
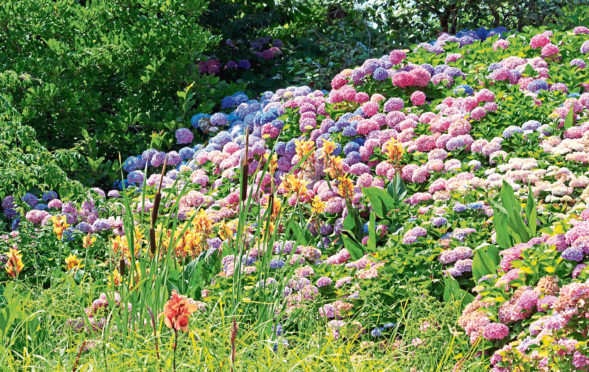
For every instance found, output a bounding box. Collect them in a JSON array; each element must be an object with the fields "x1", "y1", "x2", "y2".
[
  {"x1": 65, "y1": 254, "x2": 82, "y2": 271},
  {"x1": 383, "y1": 137, "x2": 404, "y2": 166},
  {"x1": 295, "y1": 139, "x2": 315, "y2": 160},
  {"x1": 52, "y1": 215, "x2": 70, "y2": 241},
  {"x1": 311, "y1": 195, "x2": 326, "y2": 214},
  {"x1": 5, "y1": 248, "x2": 24, "y2": 278}
]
